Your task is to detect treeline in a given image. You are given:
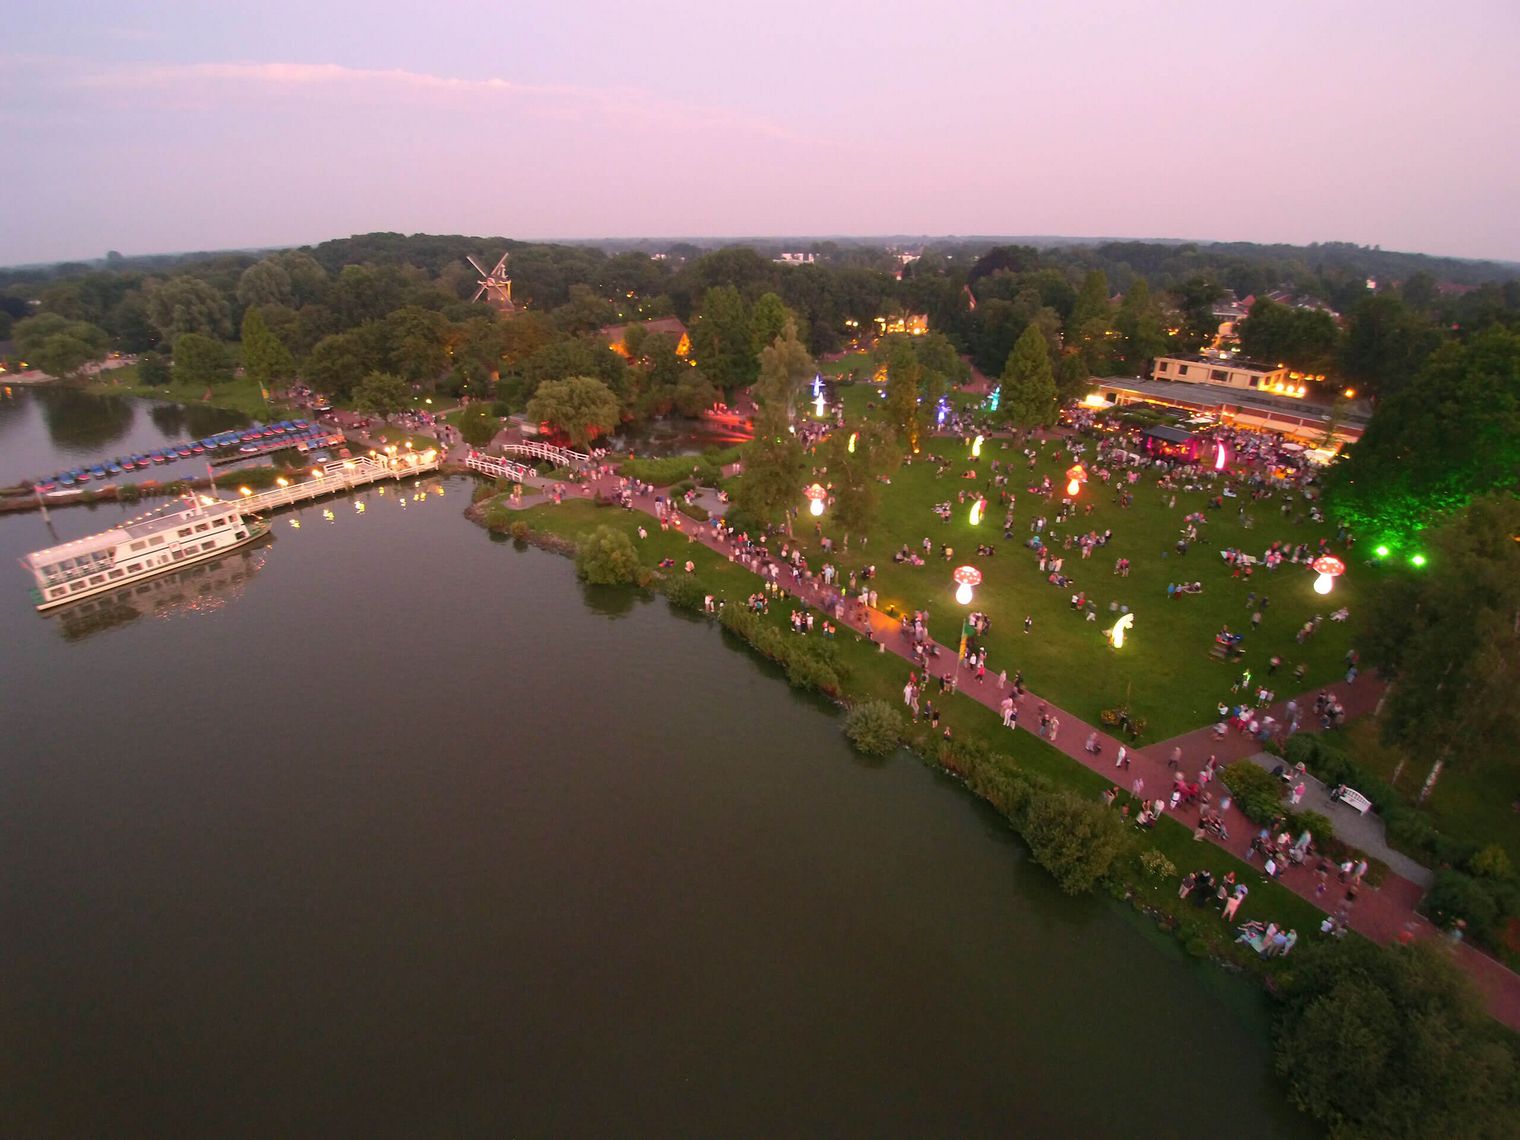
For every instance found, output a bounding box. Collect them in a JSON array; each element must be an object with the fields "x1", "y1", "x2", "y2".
[{"x1": 6, "y1": 233, "x2": 1520, "y2": 423}]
